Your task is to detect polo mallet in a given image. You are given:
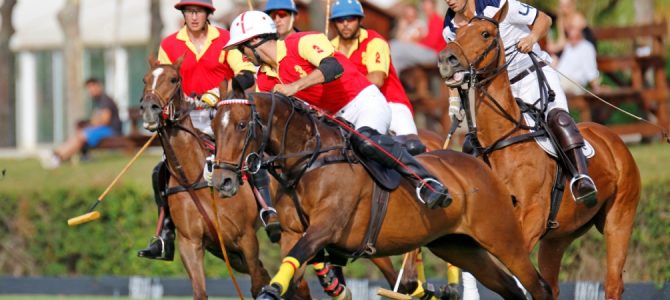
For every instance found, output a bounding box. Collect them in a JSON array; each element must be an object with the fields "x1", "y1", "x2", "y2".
[
  {"x1": 376, "y1": 251, "x2": 413, "y2": 300},
  {"x1": 246, "y1": 0, "x2": 254, "y2": 10},
  {"x1": 67, "y1": 133, "x2": 158, "y2": 226},
  {"x1": 325, "y1": 0, "x2": 332, "y2": 36}
]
